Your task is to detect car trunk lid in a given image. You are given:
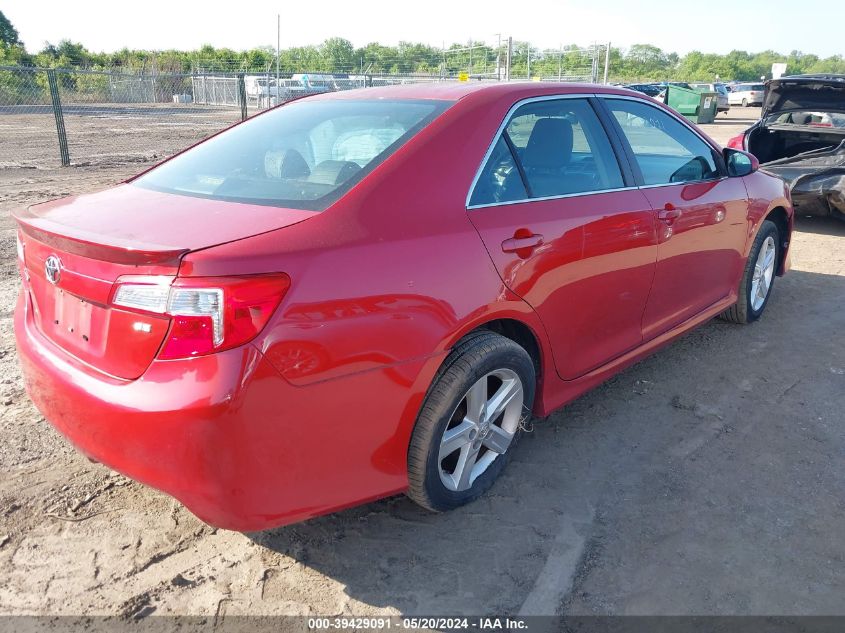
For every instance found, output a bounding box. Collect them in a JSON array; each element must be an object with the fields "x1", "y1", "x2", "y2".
[
  {"x1": 762, "y1": 76, "x2": 845, "y2": 117},
  {"x1": 15, "y1": 185, "x2": 317, "y2": 379}
]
